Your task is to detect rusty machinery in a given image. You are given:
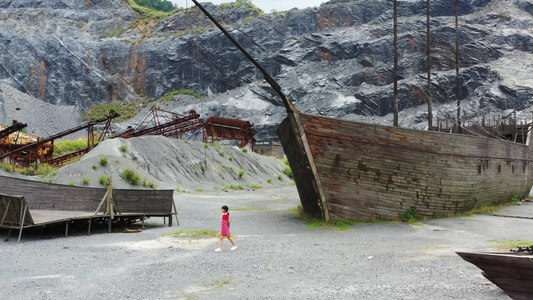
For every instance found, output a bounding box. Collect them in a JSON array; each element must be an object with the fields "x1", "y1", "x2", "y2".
[
  {"x1": 116, "y1": 106, "x2": 204, "y2": 139},
  {"x1": 0, "y1": 110, "x2": 119, "y2": 167},
  {"x1": 203, "y1": 116, "x2": 257, "y2": 150},
  {"x1": 1, "y1": 105, "x2": 258, "y2": 167}
]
